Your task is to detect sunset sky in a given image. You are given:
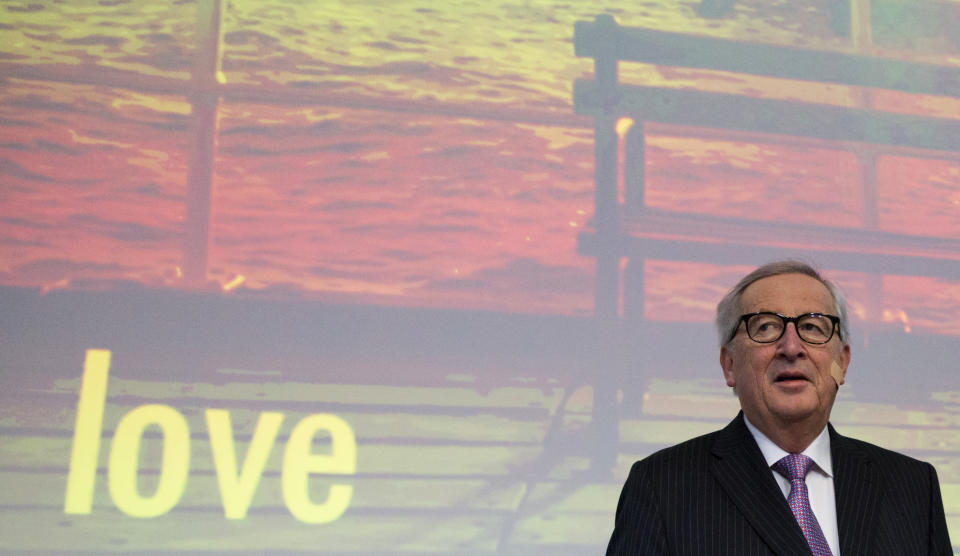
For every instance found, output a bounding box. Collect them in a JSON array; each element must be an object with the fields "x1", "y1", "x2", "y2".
[{"x1": 1, "y1": 0, "x2": 958, "y2": 325}]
